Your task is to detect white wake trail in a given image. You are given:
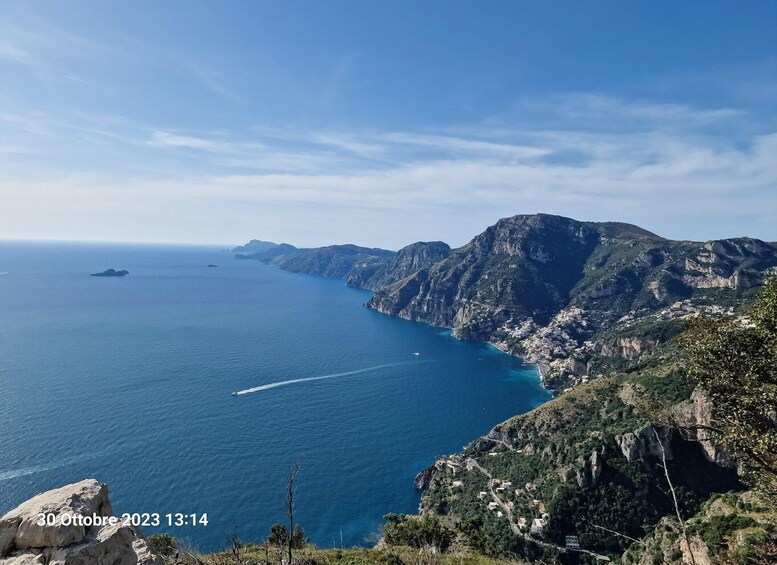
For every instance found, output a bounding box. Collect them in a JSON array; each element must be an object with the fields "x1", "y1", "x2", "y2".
[{"x1": 233, "y1": 360, "x2": 430, "y2": 396}]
